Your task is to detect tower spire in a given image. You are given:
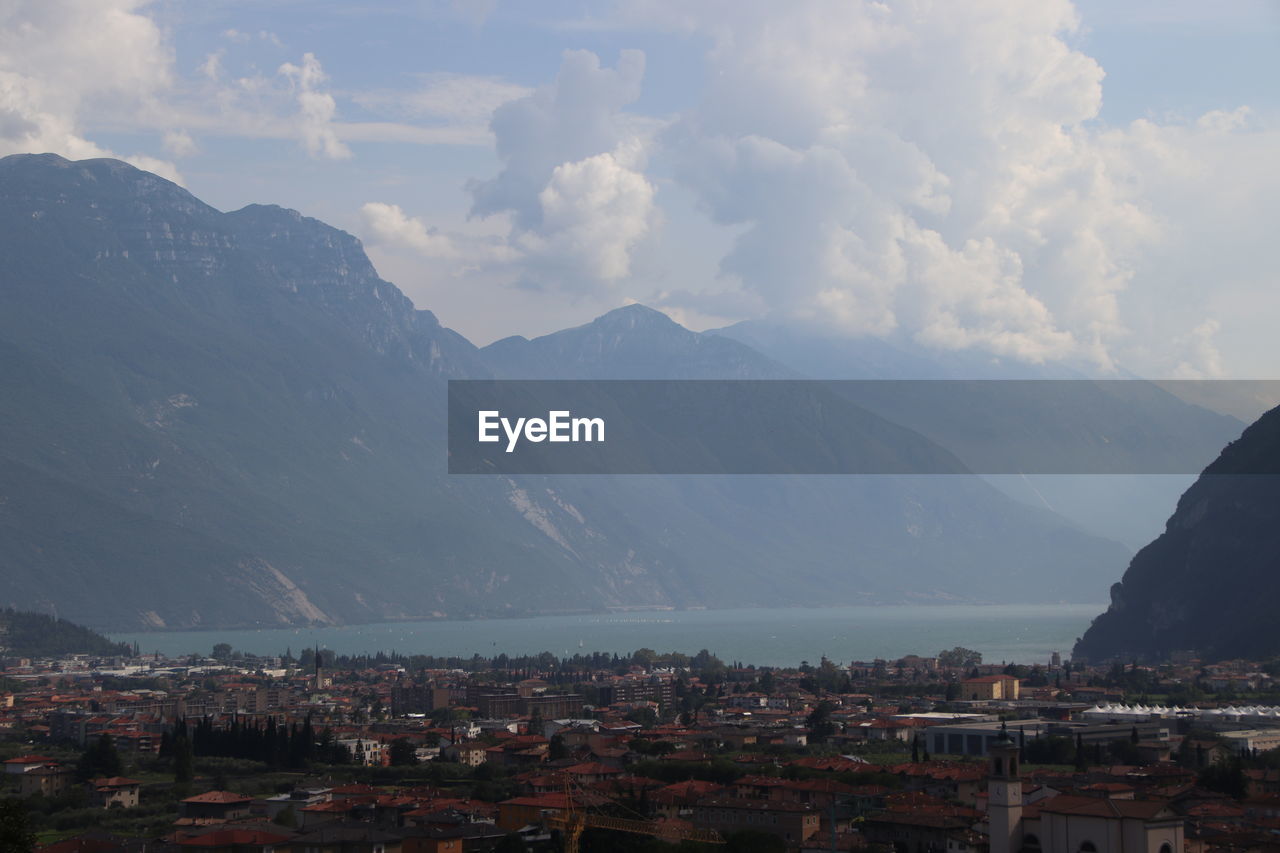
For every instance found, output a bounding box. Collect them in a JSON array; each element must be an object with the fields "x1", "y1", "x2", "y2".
[{"x1": 988, "y1": 731, "x2": 1023, "y2": 853}]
